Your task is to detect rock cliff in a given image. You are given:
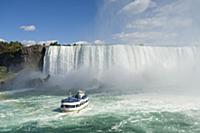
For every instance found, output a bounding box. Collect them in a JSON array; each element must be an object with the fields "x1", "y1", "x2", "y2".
[{"x1": 0, "y1": 45, "x2": 46, "y2": 72}]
